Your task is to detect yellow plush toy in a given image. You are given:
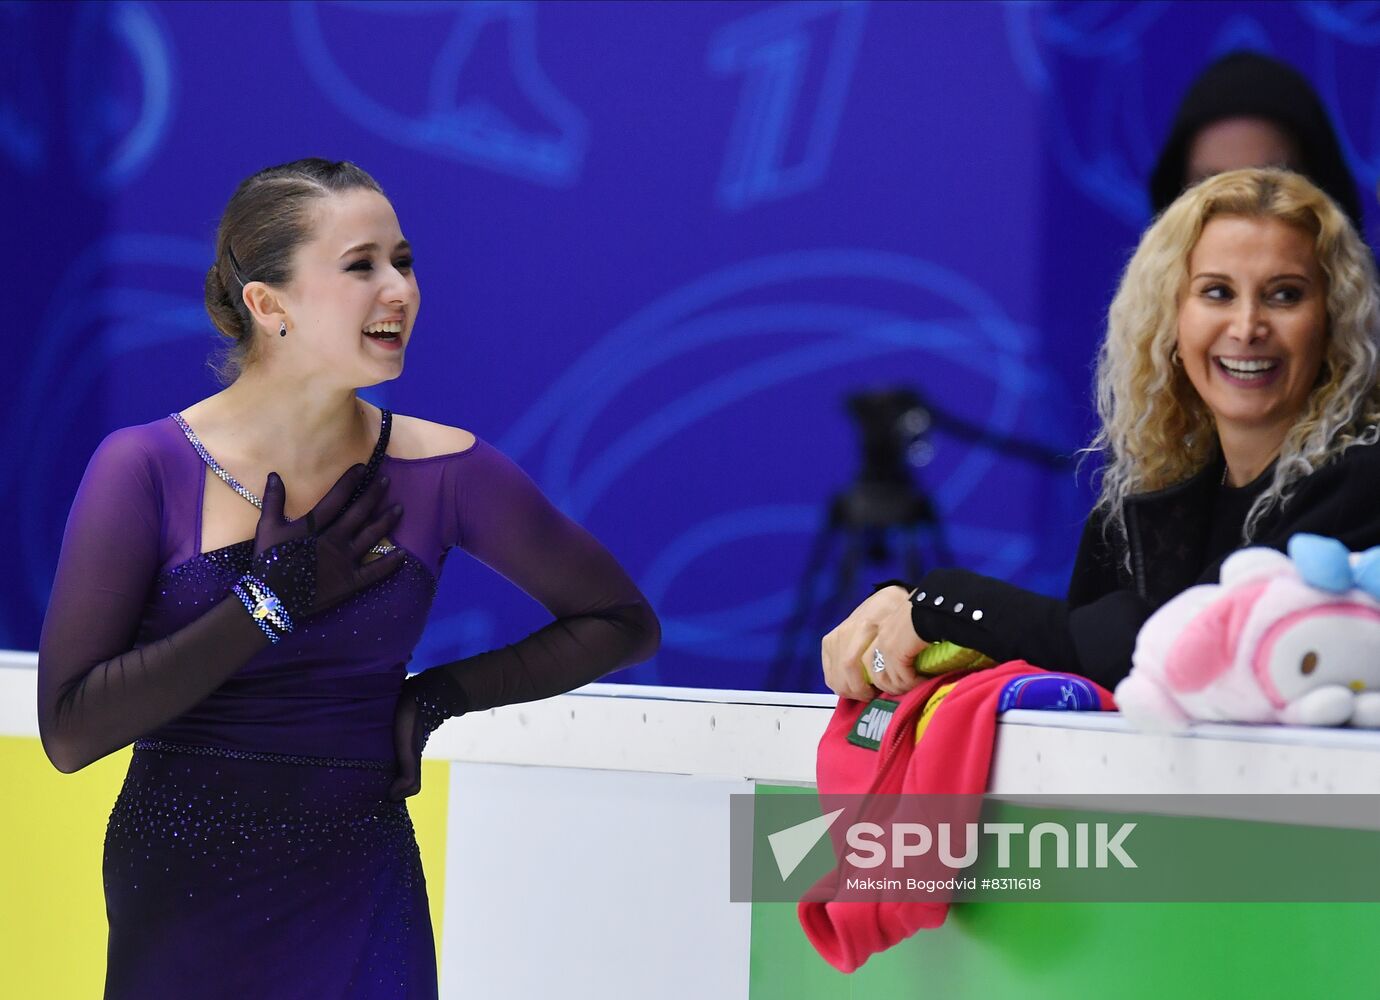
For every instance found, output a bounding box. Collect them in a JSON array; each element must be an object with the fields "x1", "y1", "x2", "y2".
[
  {"x1": 860, "y1": 641, "x2": 995, "y2": 686},
  {"x1": 914, "y1": 641, "x2": 995, "y2": 675}
]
